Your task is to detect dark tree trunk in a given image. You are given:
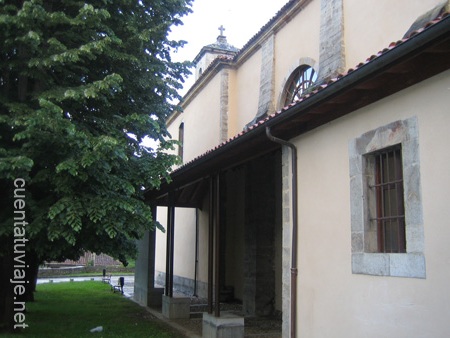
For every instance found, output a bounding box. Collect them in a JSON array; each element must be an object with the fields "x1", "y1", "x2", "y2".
[
  {"x1": 0, "y1": 238, "x2": 37, "y2": 331},
  {"x1": 24, "y1": 251, "x2": 40, "y2": 302},
  {"x1": 0, "y1": 242, "x2": 16, "y2": 332}
]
